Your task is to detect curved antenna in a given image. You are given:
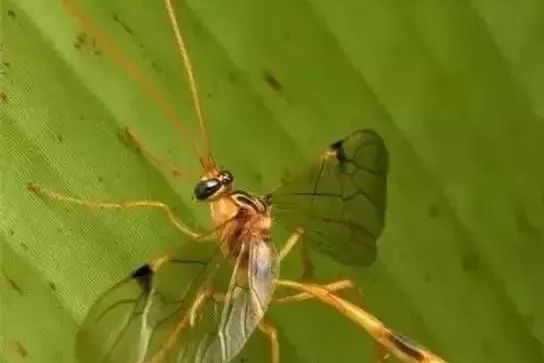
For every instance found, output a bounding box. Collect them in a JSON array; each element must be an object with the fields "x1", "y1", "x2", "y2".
[
  {"x1": 162, "y1": 0, "x2": 214, "y2": 170},
  {"x1": 59, "y1": 0, "x2": 203, "y2": 162}
]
